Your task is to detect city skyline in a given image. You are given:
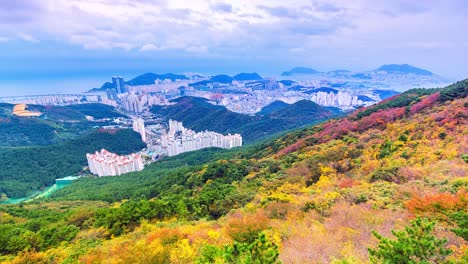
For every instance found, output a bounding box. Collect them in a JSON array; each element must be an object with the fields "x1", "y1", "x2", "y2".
[{"x1": 0, "y1": 0, "x2": 467, "y2": 90}]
